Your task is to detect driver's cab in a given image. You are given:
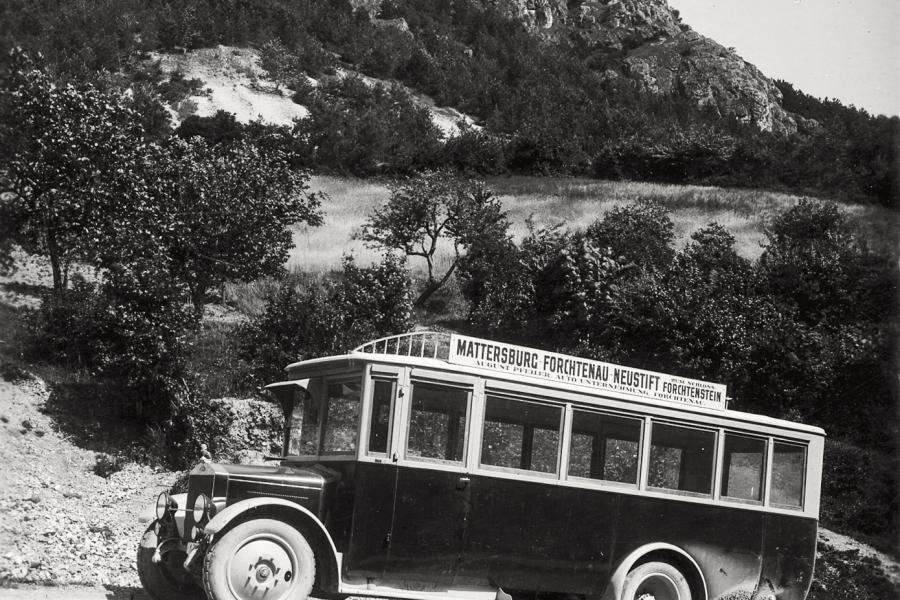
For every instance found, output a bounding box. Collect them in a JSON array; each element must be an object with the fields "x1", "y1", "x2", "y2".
[{"x1": 266, "y1": 353, "x2": 482, "y2": 593}]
